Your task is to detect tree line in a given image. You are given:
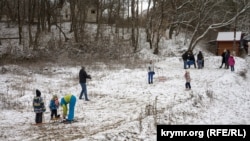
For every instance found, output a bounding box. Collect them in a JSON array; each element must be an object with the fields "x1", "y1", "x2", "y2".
[{"x1": 0, "y1": 0, "x2": 250, "y2": 54}]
